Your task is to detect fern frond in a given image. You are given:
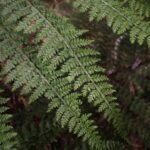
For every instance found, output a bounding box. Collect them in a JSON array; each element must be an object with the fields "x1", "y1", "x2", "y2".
[
  {"x1": 124, "y1": 0, "x2": 150, "y2": 17},
  {"x1": 1, "y1": 0, "x2": 126, "y2": 136},
  {"x1": 73, "y1": 0, "x2": 150, "y2": 47},
  {"x1": 0, "y1": 88, "x2": 18, "y2": 150},
  {"x1": 0, "y1": 24, "x2": 123, "y2": 150}
]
